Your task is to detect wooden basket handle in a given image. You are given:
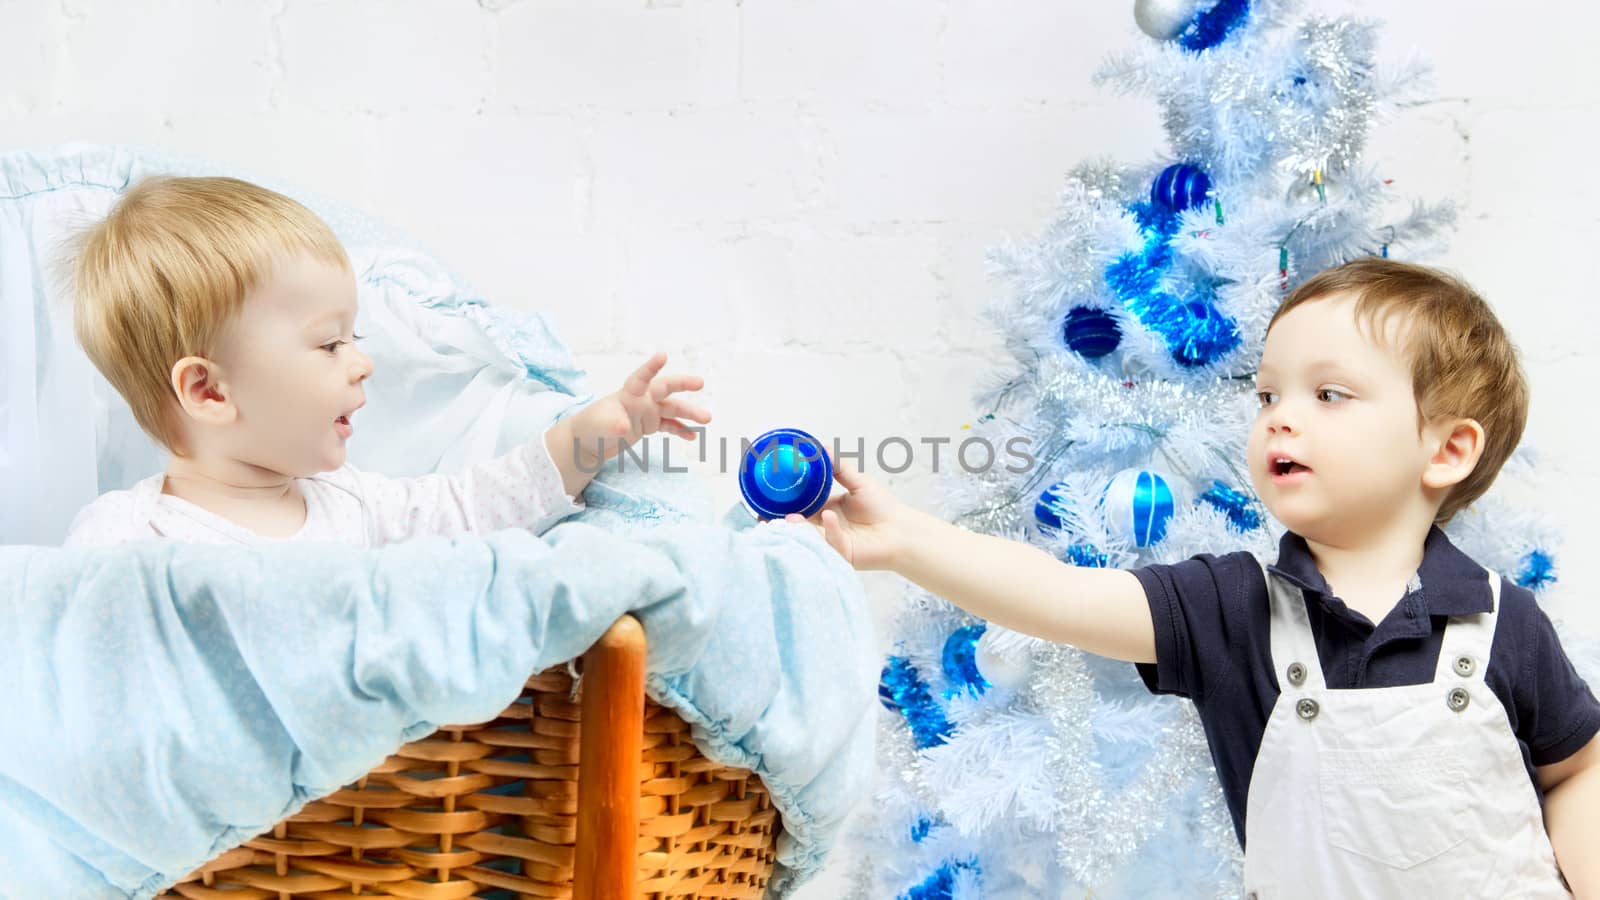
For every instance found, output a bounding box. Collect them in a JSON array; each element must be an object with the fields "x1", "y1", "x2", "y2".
[{"x1": 573, "y1": 614, "x2": 647, "y2": 900}]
